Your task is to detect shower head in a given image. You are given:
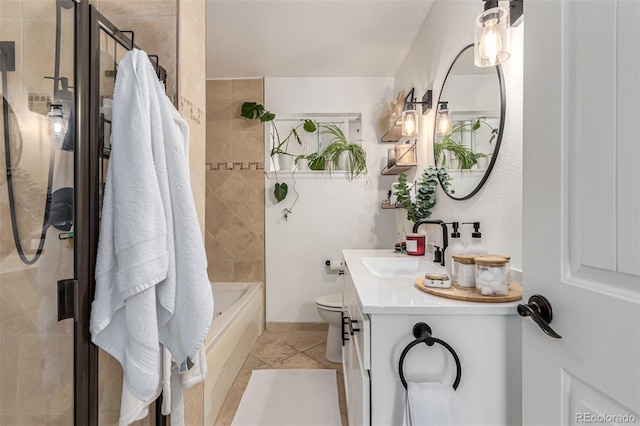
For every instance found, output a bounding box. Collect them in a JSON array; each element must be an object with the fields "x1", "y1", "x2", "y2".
[{"x1": 56, "y1": 0, "x2": 75, "y2": 10}]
